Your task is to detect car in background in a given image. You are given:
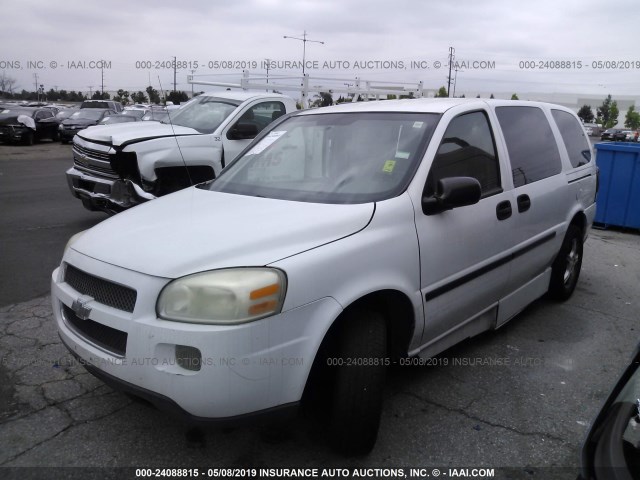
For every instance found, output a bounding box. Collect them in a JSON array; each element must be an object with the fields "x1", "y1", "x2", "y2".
[
  {"x1": 80, "y1": 100, "x2": 123, "y2": 113},
  {"x1": 622, "y1": 130, "x2": 634, "y2": 141},
  {"x1": 579, "y1": 342, "x2": 640, "y2": 479},
  {"x1": 583, "y1": 123, "x2": 603, "y2": 137},
  {"x1": 67, "y1": 91, "x2": 295, "y2": 213},
  {"x1": 0, "y1": 106, "x2": 59, "y2": 145},
  {"x1": 121, "y1": 109, "x2": 147, "y2": 120},
  {"x1": 59, "y1": 108, "x2": 115, "y2": 143},
  {"x1": 55, "y1": 108, "x2": 79, "y2": 122},
  {"x1": 614, "y1": 130, "x2": 630, "y2": 141},
  {"x1": 96, "y1": 114, "x2": 139, "y2": 126},
  {"x1": 601, "y1": 128, "x2": 624, "y2": 141},
  {"x1": 141, "y1": 109, "x2": 170, "y2": 122}
]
